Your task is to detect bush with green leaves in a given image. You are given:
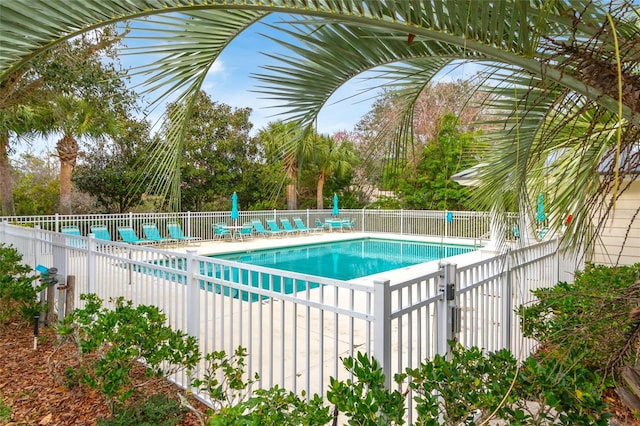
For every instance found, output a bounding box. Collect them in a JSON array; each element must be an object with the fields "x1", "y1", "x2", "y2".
[
  {"x1": 241, "y1": 386, "x2": 331, "y2": 426},
  {"x1": 0, "y1": 243, "x2": 44, "y2": 324},
  {"x1": 96, "y1": 393, "x2": 185, "y2": 426},
  {"x1": 192, "y1": 346, "x2": 259, "y2": 412},
  {"x1": 205, "y1": 385, "x2": 331, "y2": 426},
  {"x1": 187, "y1": 344, "x2": 610, "y2": 425},
  {"x1": 518, "y1": 262, "x2": 640, "y2": 375},
  {"x1": 56, "y1": 294, "x2": 200, "y2": 410},
  {"x1": 403, "y1": 345, "x2": 518, "y2": 425},
  {"x1": 327, "y1": 352, "x2": 406, "y2": 426},
  {"x1": 191, "y1": 346, "x2": 331, "y2": 425},
  {"x1": 403, "y1": 344, "x2": 610, "y2": 425},
  {"x1": 512, "y1": 354, "x2": 610, "y2": 425}
]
